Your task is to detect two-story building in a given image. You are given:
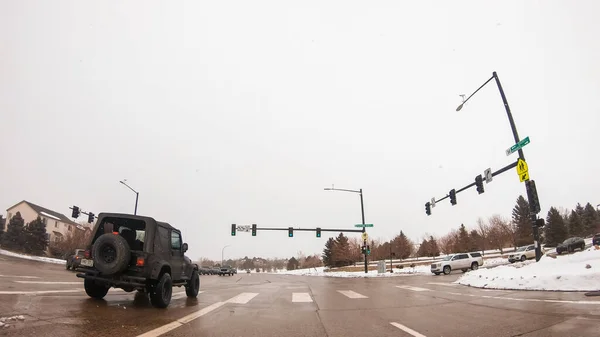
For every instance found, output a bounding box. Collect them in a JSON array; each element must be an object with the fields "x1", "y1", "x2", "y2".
[{"x1": 5, "y1": 200, "x2": 84, "y2": 243}]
